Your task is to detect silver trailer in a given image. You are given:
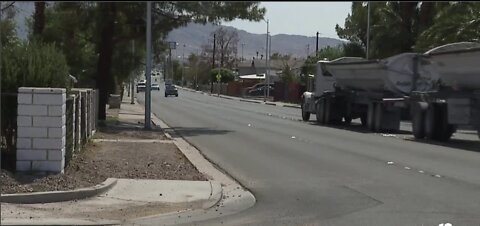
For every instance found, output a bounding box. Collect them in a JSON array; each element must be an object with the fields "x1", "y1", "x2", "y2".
[
  {"x1": 301, "y1": 54, "x2": 418, "y2": 132},
  {"x1": 410, "y1": 42, "x2": 480, "y2": 141}
]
